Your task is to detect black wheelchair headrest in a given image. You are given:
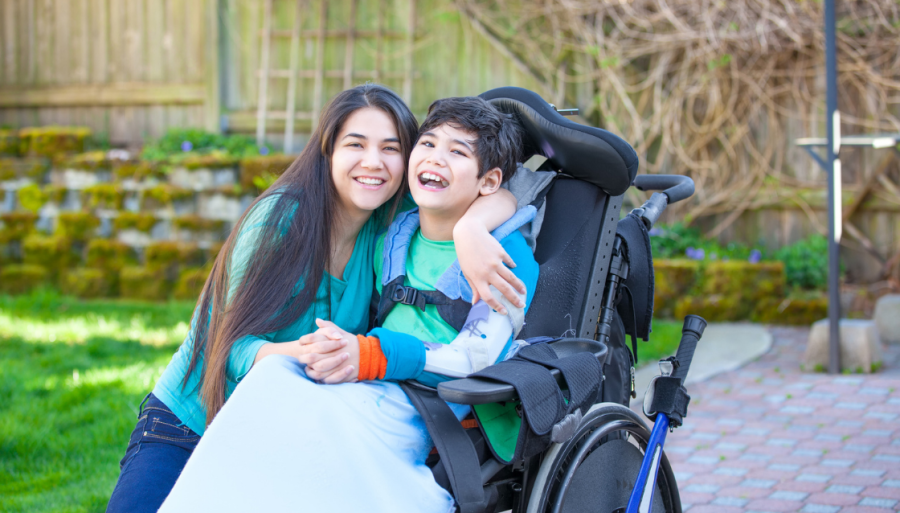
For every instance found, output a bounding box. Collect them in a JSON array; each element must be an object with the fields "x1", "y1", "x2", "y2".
[{"x1": 479, "y1": 87, "x2": 638, "y2": 196}]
